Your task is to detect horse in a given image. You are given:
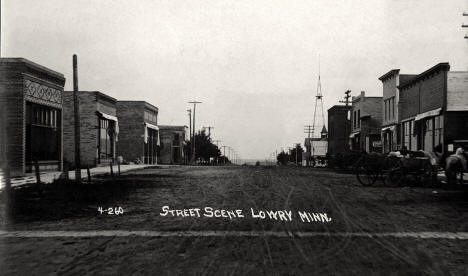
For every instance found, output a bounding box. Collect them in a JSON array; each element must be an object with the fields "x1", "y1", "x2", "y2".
[{"x1": 445, "y1": 148, "x2": 467, "y2": 185}]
